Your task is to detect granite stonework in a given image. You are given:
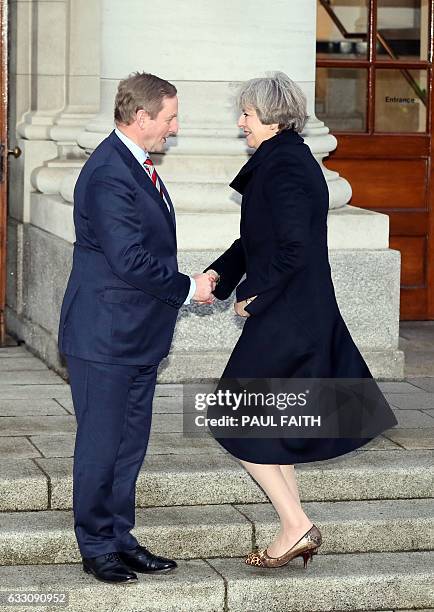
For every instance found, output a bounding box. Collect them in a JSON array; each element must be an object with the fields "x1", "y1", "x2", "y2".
[
  {"x1": 0, "y1": 554, "x2": 432, "y2": 612},
  {"x1": 0, "y1": 560, "x2": 225, "y2": 612},
  {"x1": 6, "y1": 224, "x2": 403, "y2": 380},
  {"x1": 0, "y1": 394, "x2": 69, "y2": 417},
  {"x1": 5, "y1": 219, "x2": 22, "y2": 314},
  {"x1": 0, "y1": 498, "x2": 432, "y2": 566},
  {"x1": 207, "y1": 551, "x2": 434, "y2": 612},
  {"x1": 0, "y1": 357, "x2": 48, "y2": 371},
  {"x1": 391, "y1": 408, "x2": 434, "y2": 428},
  {"x1": 386, "y1": 393, "x2": 434, "y2": 411},
  {"x1": 0, "y1": 384, "x2": 70, "y2": 401},
  {"x1": 0, "y1": 505, "x2": 252, "y2": 565},
  {"x1": 384, "y1": 428, "x2": 434, "y2": 450},
  {"x1": 29, "y1": 449, "x2": 434, "y2": 512},
  {"x1": 0, "y1": 459, "x2": 48, "y2": 512},
  {"x1": 0, "y1": 348, "x2": 432, "y2": 612},
  {"x1": 379, "y1": 381, "x2": 425, "y2": 393},
  {"x1": 0, "y1": 437, "x2": 41, "y2": 459},
  {"x1": 408, "y1": 377, "x2": 434, "y2": 392},
  {"x1": 27, "y1": 431, "x2": 225, "y2": 459},
  {"x1": 235, "y1": 498, "x2": 434, "y2": 555}
]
